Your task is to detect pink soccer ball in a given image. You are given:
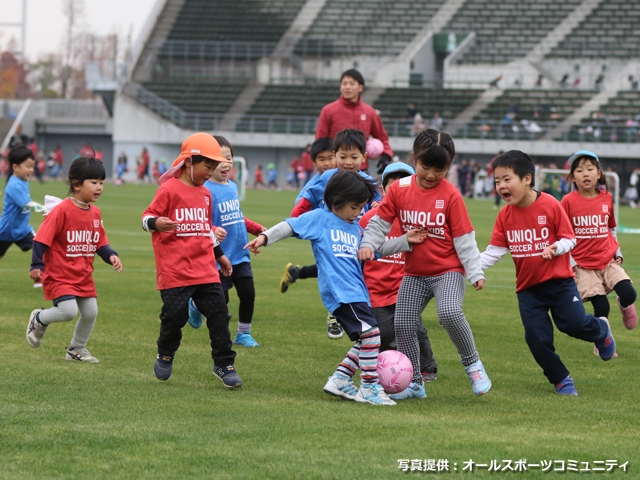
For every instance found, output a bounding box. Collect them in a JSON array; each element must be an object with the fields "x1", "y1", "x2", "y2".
[
  {"x1": 366, "y1": 137, "x2": 384, "y2": 159},
  {"x1": 377, "y1": 350, "x2": 413, "y2": 394}
]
